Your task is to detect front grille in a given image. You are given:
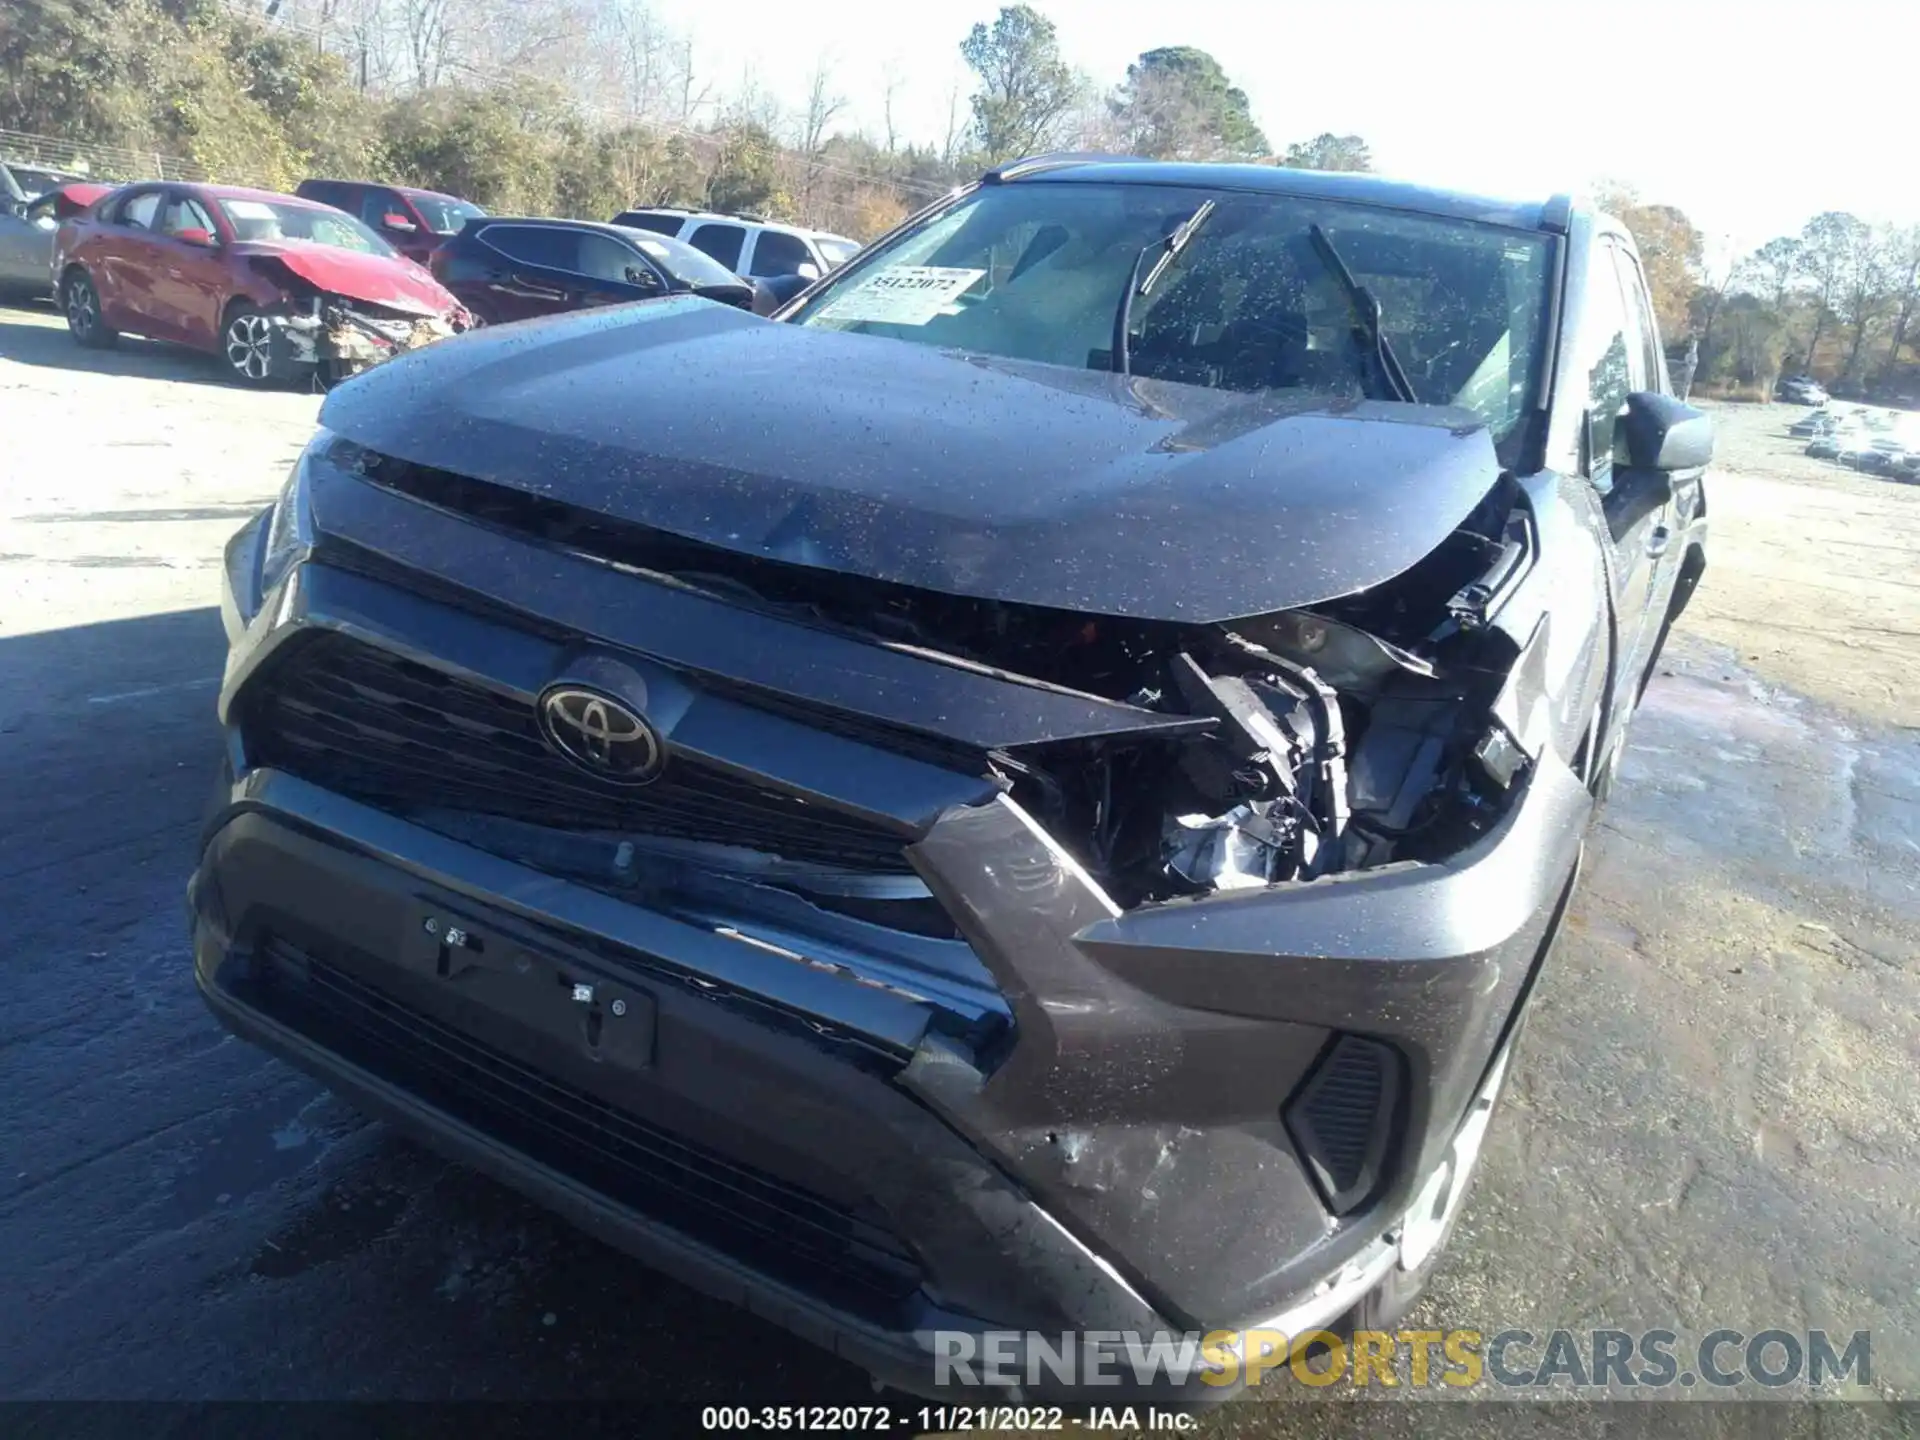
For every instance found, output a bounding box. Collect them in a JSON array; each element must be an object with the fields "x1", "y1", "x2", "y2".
[
  {"x1": 244, "y1": 632, "x2": 915, "y2": 873},
  {"x1": 251, "y1": 934, "x2": 923, "y2": 1313}
]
